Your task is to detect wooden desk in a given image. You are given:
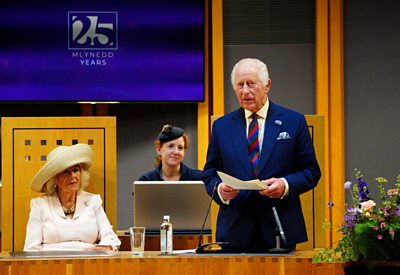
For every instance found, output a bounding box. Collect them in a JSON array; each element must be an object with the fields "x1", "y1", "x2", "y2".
[{"x1": 0, "y1": 251, "x2": 345, "y2": 275}]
